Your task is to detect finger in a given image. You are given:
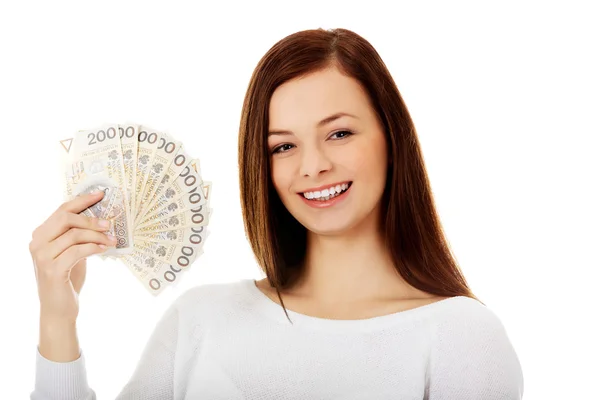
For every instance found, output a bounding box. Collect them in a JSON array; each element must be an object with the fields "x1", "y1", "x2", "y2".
[
  {"x1": 37, "y1": 212, "x2": 111, "y2": 244},
  {"x1": 58, "y1": 190, "x2": 105, "y2": 215},
  {"x1": 47, "y1": 228, "x2": 117, "y2": 261},
  {"x1": 53, "y1": 243, "x2": 108, "y2": 275}
]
